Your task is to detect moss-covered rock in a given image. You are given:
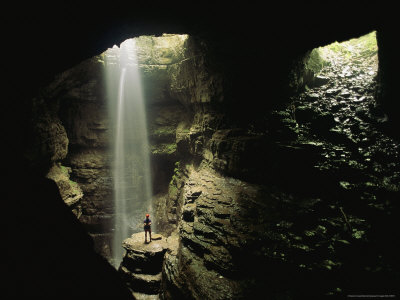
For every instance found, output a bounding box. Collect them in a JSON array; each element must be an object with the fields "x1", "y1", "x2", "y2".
[
  {"x1": 46, "y1": 163, "x2": 83, "y2": 217},
  {"x1": 24, "y1": 96, "x2": 69, "y2": 173},
  {"x1": 306, "y1": 48, "x2": 327, "y2": 75},
  {"x1": 151, "y1": 143, "x2": 177, "y2": 155}
]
